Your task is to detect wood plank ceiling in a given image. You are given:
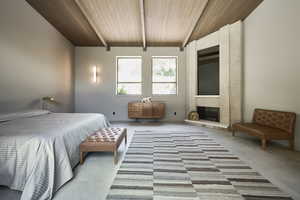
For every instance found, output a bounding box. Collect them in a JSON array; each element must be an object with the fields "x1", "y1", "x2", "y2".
[{"x1": 26, "y1": 0, "x2": 263, "y2": 48}]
